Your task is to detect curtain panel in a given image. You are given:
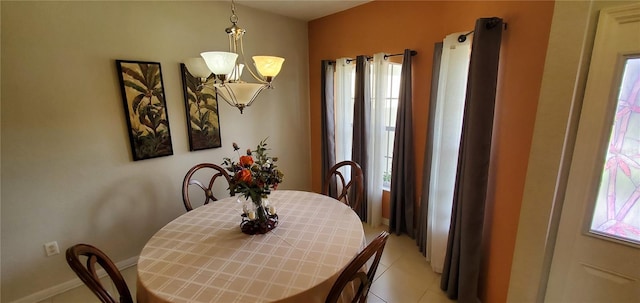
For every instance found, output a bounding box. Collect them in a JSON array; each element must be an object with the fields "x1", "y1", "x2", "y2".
[
  {"x1": 440, "y1": 17, "x2": 504, "y2": 302},
  {"x1": 417, "y1": 42, "x2": 443, "y2": 257},
  {"x1": 351, "y1": 55, "x2": 370, "y2": 221},
  {"x1": 367, "y1": 53, "x2": 390, "y2": 227},
  {"x1": 389, "y1": 49, "x2": 416, "y2": 237},
  {"x1": 334, "y1": 59, "x2": 354, "y2": 167},
  {"x1": 424, "y1": 33, "x2": 472, "y2": 273},
  {"x1": 321, "y1": 60, "x2": 337, "y2": 197}
]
